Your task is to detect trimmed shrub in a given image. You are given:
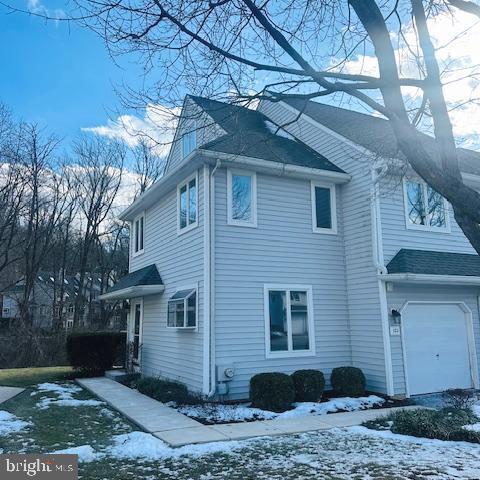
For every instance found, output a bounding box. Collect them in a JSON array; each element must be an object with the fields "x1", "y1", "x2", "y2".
[
  {"x1": 365, "y1": 407, "x2": 480, "y2": 443},
  {"x1": 291, "y1": 370, "x2": 325, "y2": 402},
  {"x1": 250, "y1": 372, "x2": 295, "y2": 412},
  {"x1": 137, "y1": 377, "x2": 190, "y2": 404},
  {"x1": 331, "y1": 367, "x2": 366, "y2": 397},
  {"x1": 66, "y1": 332, "x2": 125, "y2": 375}
]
